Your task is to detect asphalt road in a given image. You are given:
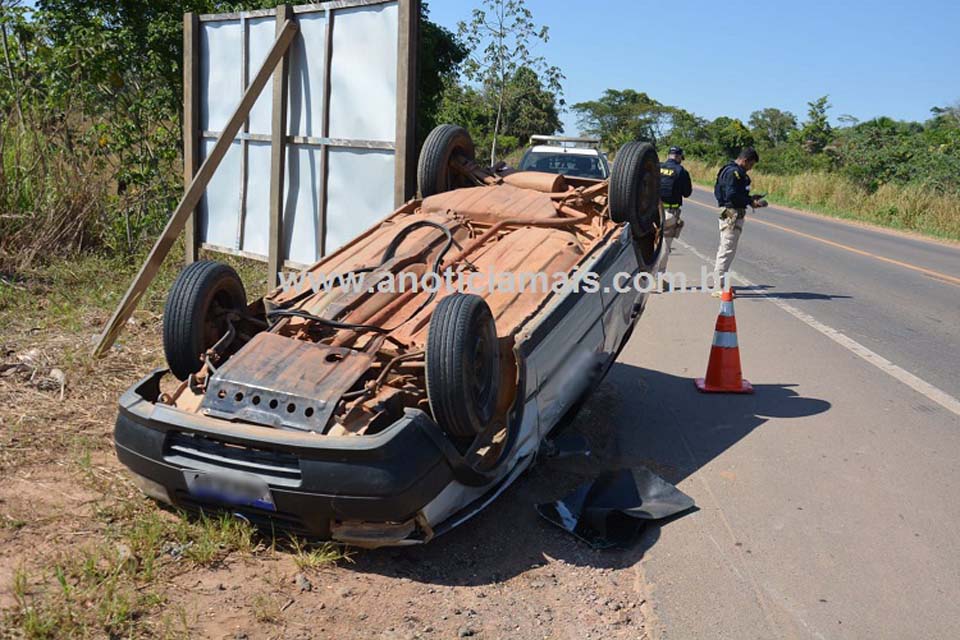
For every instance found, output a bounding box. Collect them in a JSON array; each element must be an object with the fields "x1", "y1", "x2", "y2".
[
  {"x1": 681, "y1": 187, "x2": 960, "y2": 399},
  {"x1": 606, "y1": 193, "x2": 960, "y2": 638}
]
